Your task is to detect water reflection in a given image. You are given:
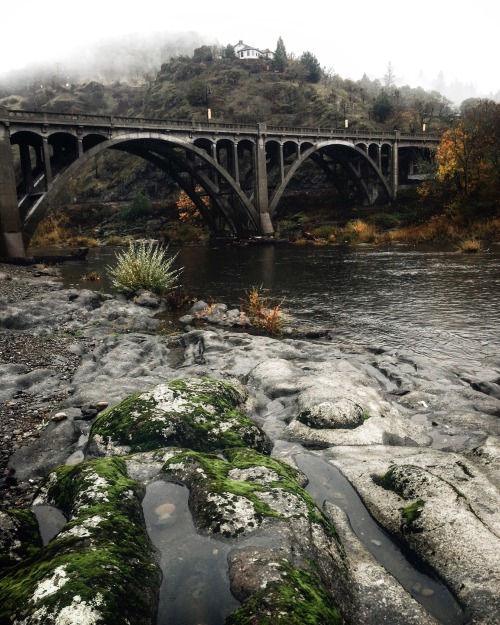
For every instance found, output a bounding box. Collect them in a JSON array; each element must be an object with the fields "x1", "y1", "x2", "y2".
[{"x1": 142, "y1": 481, "x2": 239, "y2": 625}]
